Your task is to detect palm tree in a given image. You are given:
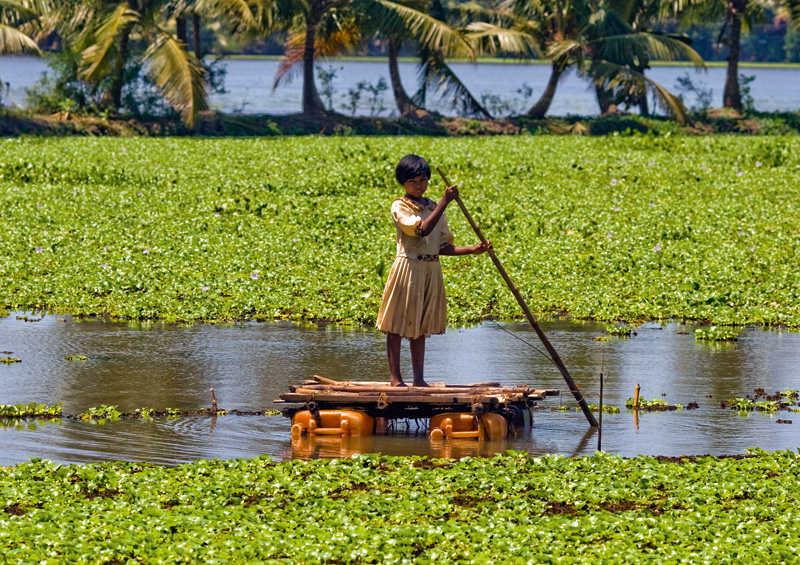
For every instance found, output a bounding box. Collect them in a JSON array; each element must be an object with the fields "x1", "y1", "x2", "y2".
[
  {"x1": 0, "y1": 0, "x2": 44, "y2": 55},
  {"x1": 269, "y1": 0, "x2": 481, "y2": 116},
  {"x1": 46, "y1": 0, "x2": 209, "y2": 126},
  {"x1": 467, "y1": 0, "x2": 703, "y2": 121},
  {"x1": 663, "y1": 0, "x2": 767, "y2": 111}
]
